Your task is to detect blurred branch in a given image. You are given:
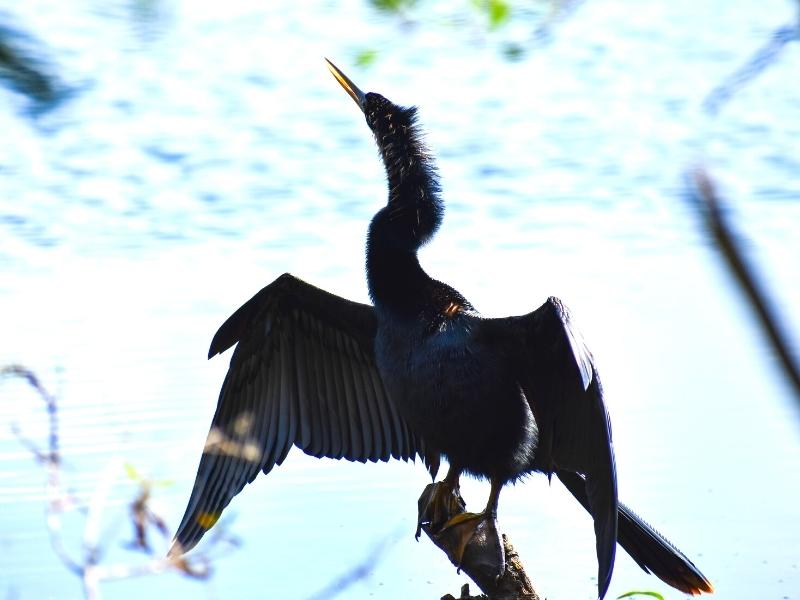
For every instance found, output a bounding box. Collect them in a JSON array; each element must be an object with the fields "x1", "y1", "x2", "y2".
[
  {"x1": 703, "y1": 6, "x2": 800, "y2": 114},
  {"x1": 0, "y1": 364, "x2": 239, "y2": 599},
  {"x1": 1, "y1": 365, "x2": 82, "y2": 574},
  {"x1": 685, "y1": 171, "x2": 800, "y2": 403},
  {"x1": 0, "y1": 22, "x2": 67, "y2": 115},
  {"x1": 305, "y1": 531, "x2": 401, "y2": 600}
]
